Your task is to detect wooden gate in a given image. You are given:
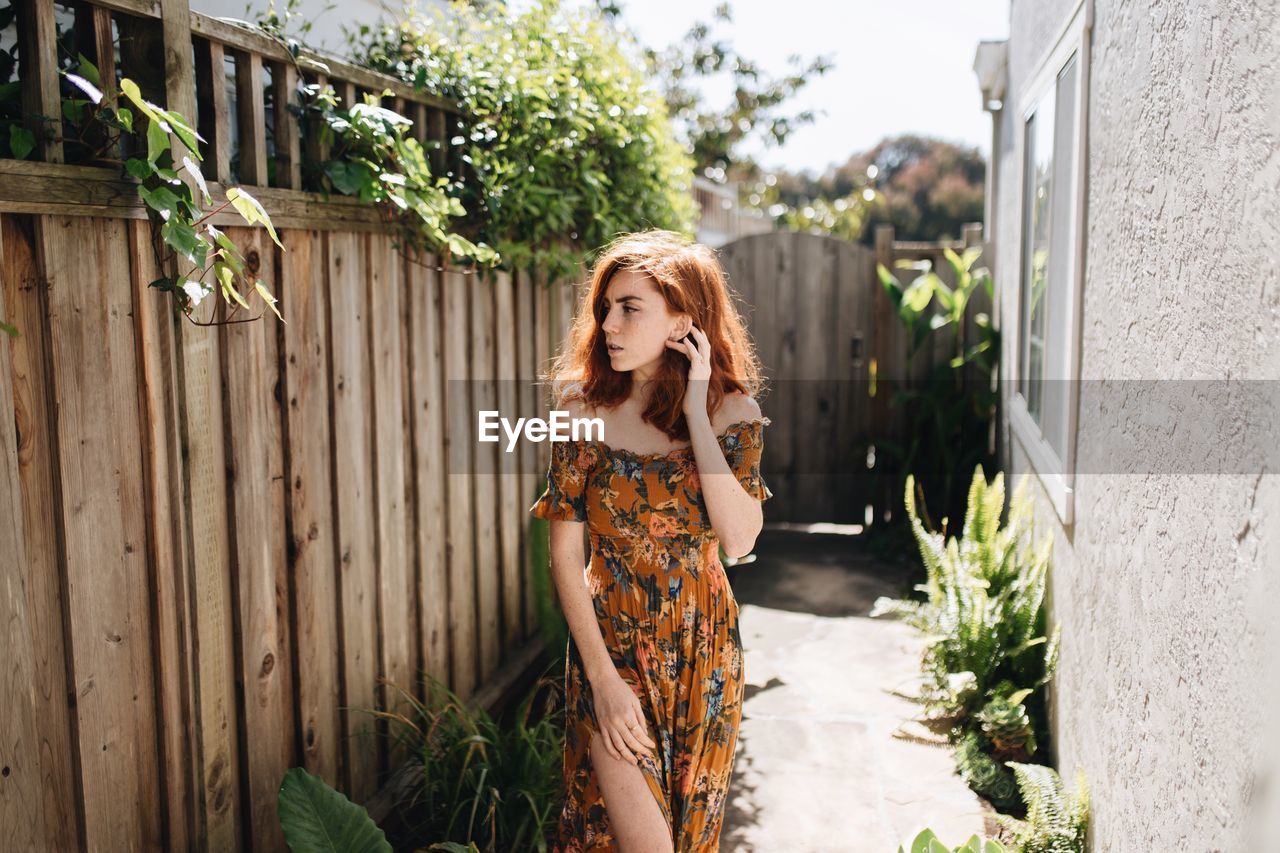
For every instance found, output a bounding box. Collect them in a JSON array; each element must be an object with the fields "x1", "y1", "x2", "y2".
[{"x1": 719, "y1": 225, "x2": 987, "y2": 527}]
